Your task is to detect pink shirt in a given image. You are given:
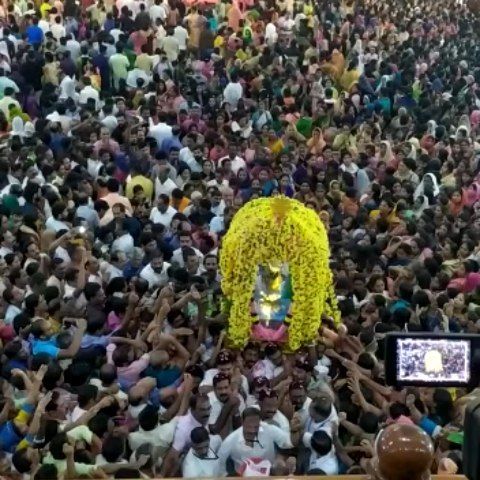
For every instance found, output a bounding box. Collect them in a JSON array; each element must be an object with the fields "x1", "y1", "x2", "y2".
[
  {"x1": 101, "y1": 192, "x2": 133, "y2": 214},
  {"x1": 93, "y1": 138, "x2": 120, "y2": 155},
  {"x1": 107, "y1": 344, "x2": 149, "y2": 390},
  {"x1": 107, "y1": 311, "x2": 122, "y2": 331},
  {"x1": 172, "y1": 411, "x2": 202, "y2": 452}
]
